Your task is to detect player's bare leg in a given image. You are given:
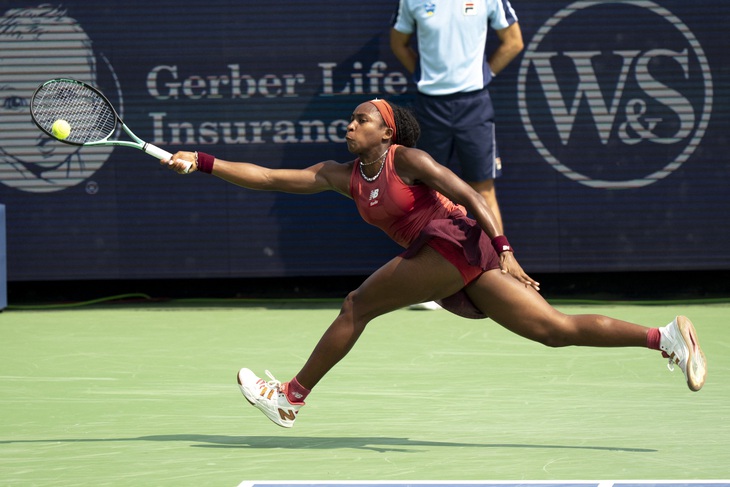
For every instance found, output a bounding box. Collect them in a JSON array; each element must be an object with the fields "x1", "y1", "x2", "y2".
[
  {"x1": 467, "y1": 269, "x2": 649, "y2": 347},
  {"x1": 236, "y1": 245, "x2": 465, "y2": 426},
  {"x1": 296, "y1": 244, "x2": 465, "y2": 389},
  {"x1": 466, "y1": 270, "x2": 707, "y2": 389}
]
